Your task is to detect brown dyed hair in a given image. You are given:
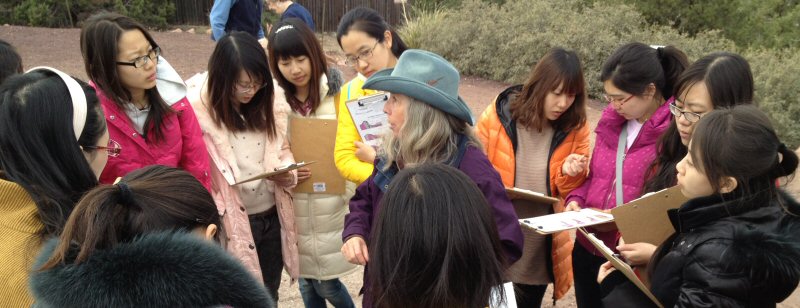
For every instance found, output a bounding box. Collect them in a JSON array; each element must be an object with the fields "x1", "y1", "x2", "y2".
[
  {"x1": 268, "y1": 19, "x2": 327, "y2": 114},
  {"x1": 207, "y1": 32, "x2": 276, "y2": 137},
  {"x1": 80, "y1": 12, "x2": 173, "y2": 142},
  {"x1": 39, "y1": 165, "x2": 221, "y2": 270},
  {"x1": 509, "y1": 48, "x2": 587, "y2": 132}
]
